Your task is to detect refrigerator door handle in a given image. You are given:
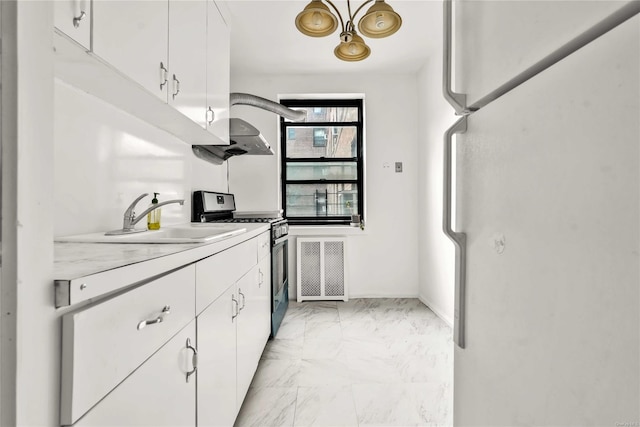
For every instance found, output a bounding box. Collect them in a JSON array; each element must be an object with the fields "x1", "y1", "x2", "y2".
[
  {"x1": 443, "y1": 116, "x2": 468, "y2": 349},
  {"x1": 442, "y1": 0, "x2": 469, "y2": 115}
]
